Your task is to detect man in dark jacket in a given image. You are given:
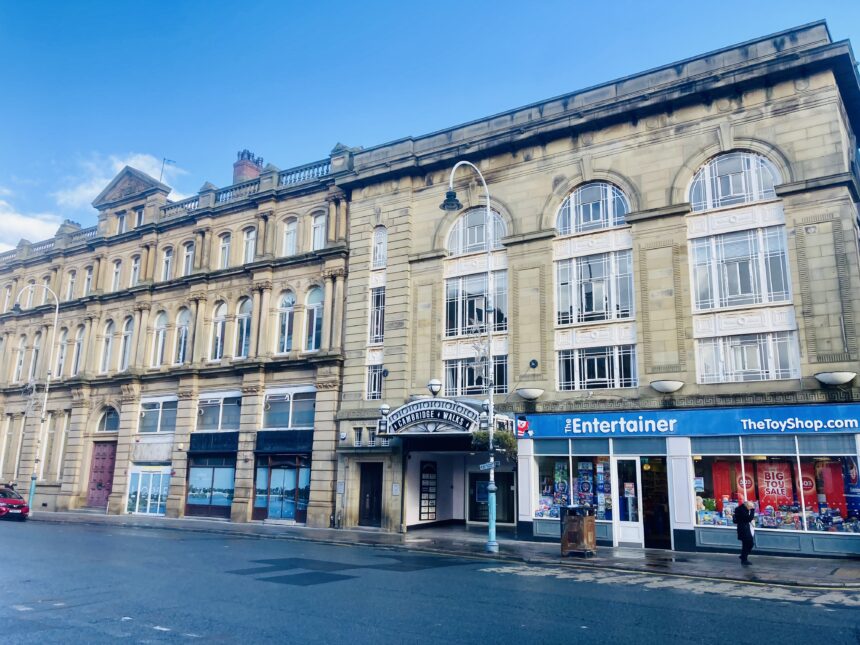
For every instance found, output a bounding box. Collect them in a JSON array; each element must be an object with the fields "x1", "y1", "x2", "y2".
[{"x1": 733, "y1": 501, "x2": 756, "y2": 565}]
